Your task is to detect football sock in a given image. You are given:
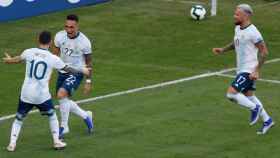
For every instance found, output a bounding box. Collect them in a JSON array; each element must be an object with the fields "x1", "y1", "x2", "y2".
[
  {"x1": 247, "y1": 95, "x2": 270, "y2": 122},
  {"x1": 59, "y1": 98, "x2": 71, "y2": 129},
  {"x1": 227, "y1": 93, "x2": 256, "y2": 110},
  {"x1": 69, "y1": 100, "x2": 88, "y2": 119},
  {"x1": 49, "y1": 113, "x2": 60, "y2": 143},
  {"x1": 10, "y1": 119, "x2": 23, "y2": 144}
]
